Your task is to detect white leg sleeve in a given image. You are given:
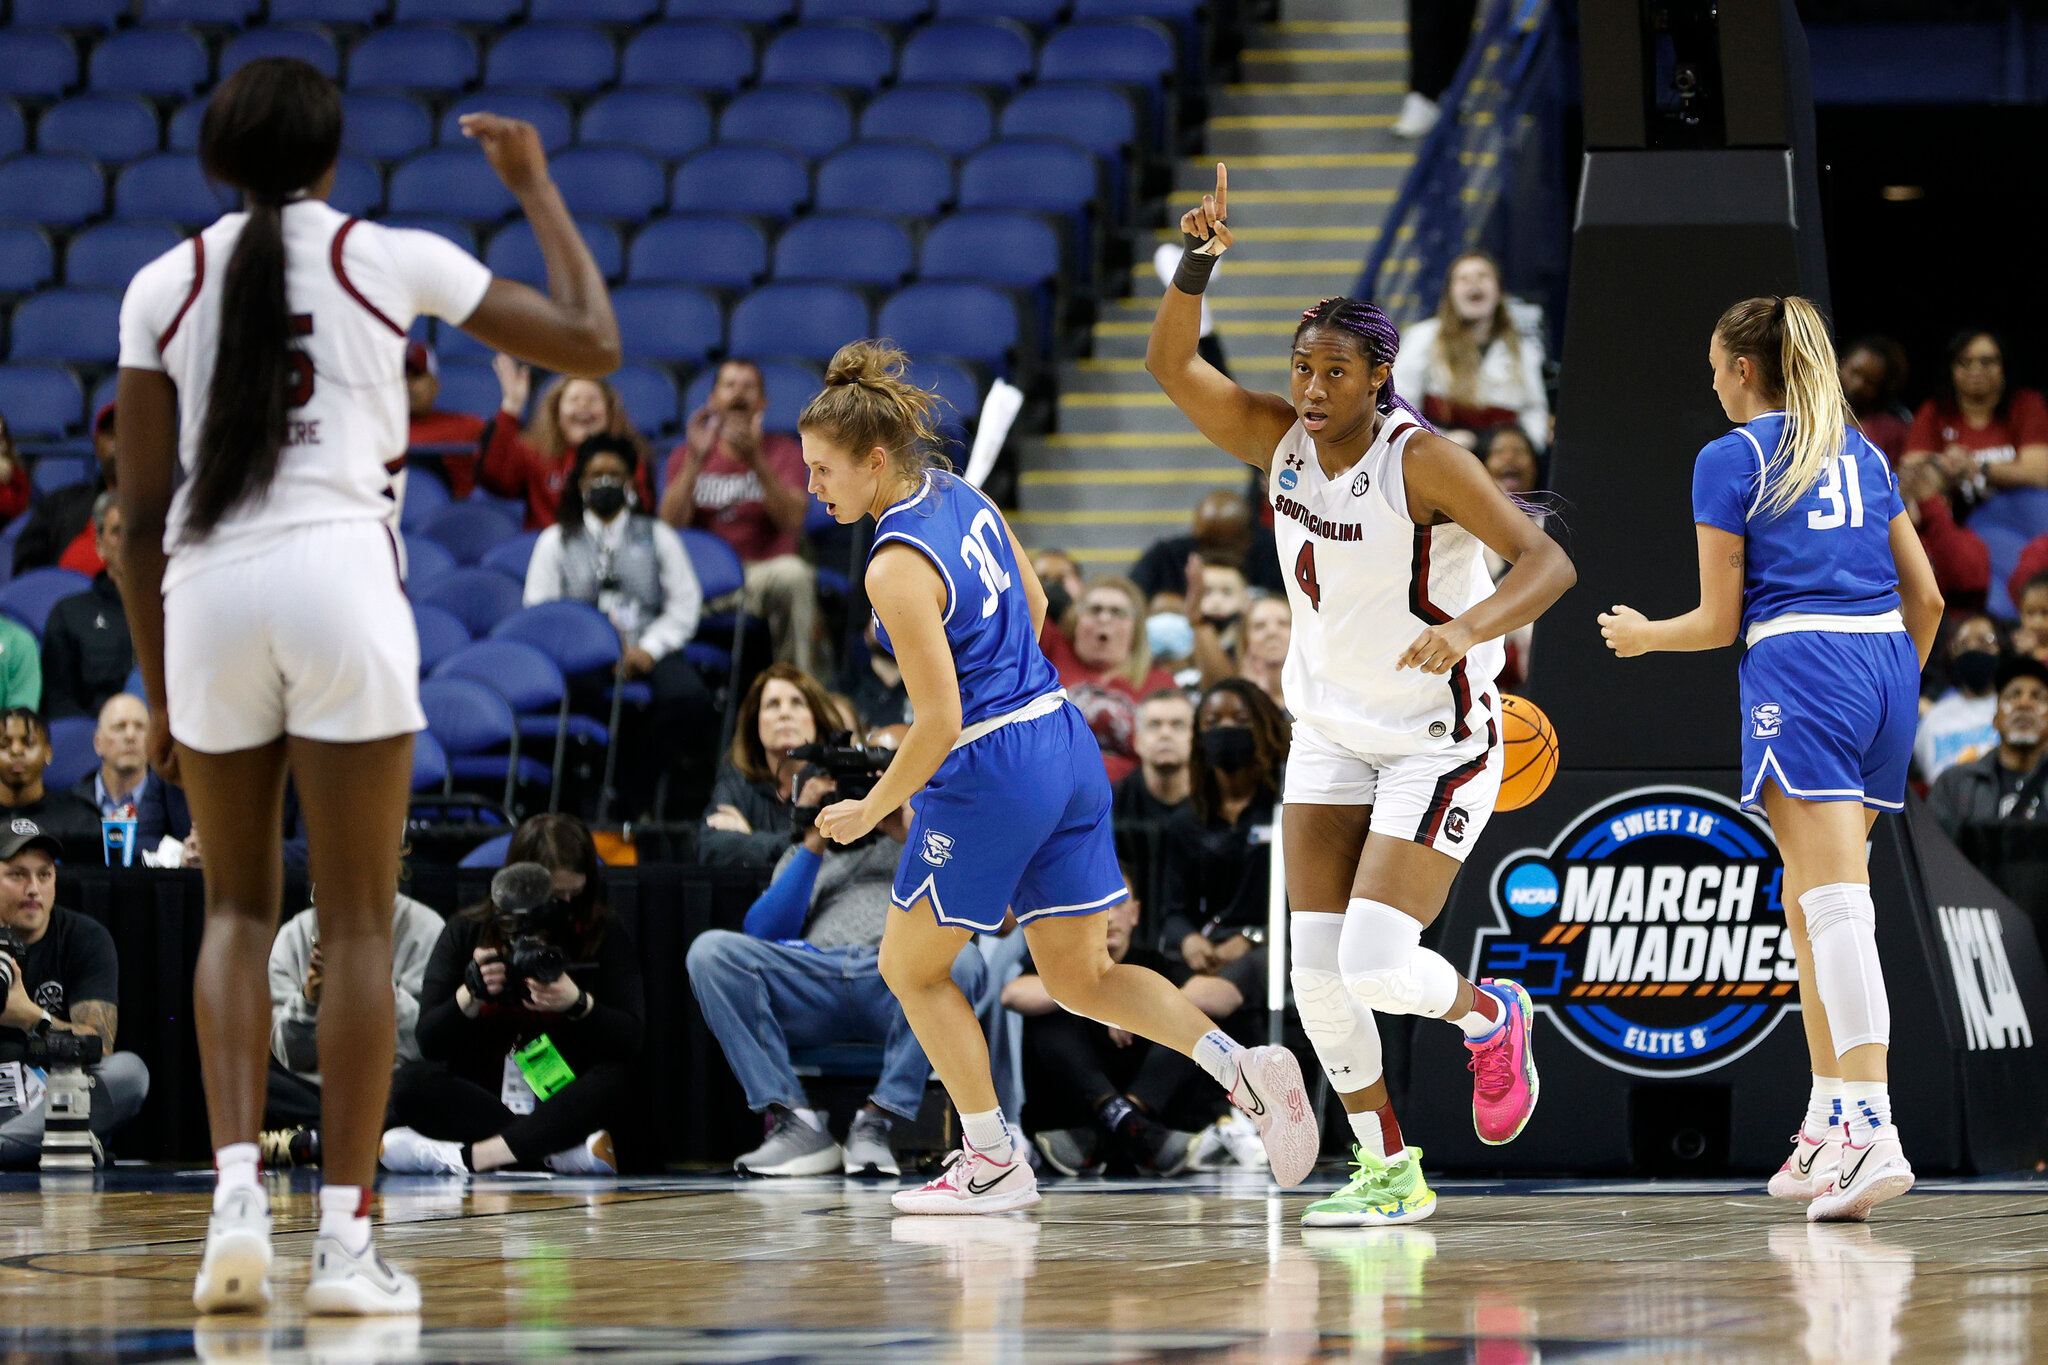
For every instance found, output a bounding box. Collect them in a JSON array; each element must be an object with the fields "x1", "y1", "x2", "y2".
[
  {"x1": 1290, "y1": 911, "x2": 1384, "y2": 1093},
  {"x1": 1802, "y1": 882, "x2": 1891, "y2": 1053},
  {"x1": 1339, "y1": 897, "x2": 1460, "y2": 1019}
]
